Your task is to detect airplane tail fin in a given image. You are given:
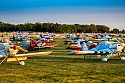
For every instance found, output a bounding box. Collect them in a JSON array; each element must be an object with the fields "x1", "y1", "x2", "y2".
[{"x1": 82, "y1": 42, "x2": 89, "y2": 51}]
